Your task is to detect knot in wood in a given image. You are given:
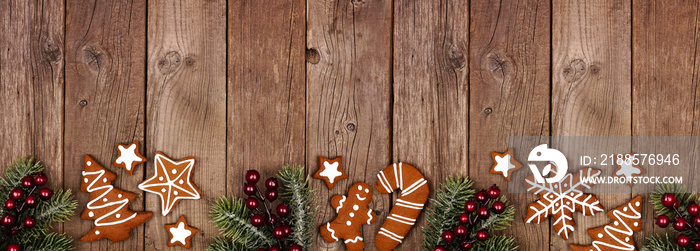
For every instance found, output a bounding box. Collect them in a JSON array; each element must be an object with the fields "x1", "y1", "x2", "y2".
[
  {"x1": 563, "y1": 59, "x2": 587, "y2": 82},
  {"x1": 158, "y1": 51, "x2": 182, "y2": 74},
  {"x1": 485, "y1": 51, "x2": 512, "y2": 81},
  {"x1": 306, "y1": 48, "x2": 320, "y2": 64},
  {"x1": 82, "y1": 45, "x2": 105, "y2": 70},
  {"x1": 448, "y1": 45, "x2": 466, "y2": 69},
  {"x1": 43, "y1": 39, "x2": 61, "y2": 62},
  {"x1": 589, "y1": 64, "x2": 601, "y2": 74},
  {"x1": 79, "y1": 100, "x2": 88, "y2": 107},
  {"x1": 185, "y1": 56, "x2": 195, "y2": 66},
  {"x1": 484, "y1": 107, "x2": 492, "y2": 114},
  {"x1": 346, "y1": 123, "x2": 355, "y2": 131}
]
